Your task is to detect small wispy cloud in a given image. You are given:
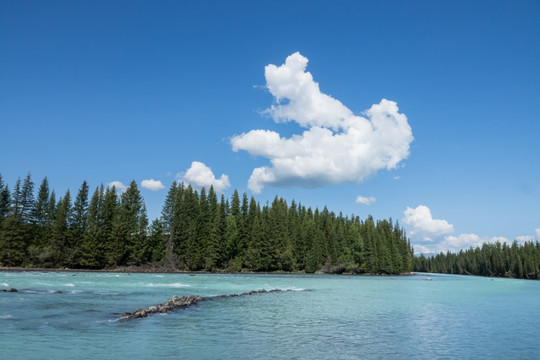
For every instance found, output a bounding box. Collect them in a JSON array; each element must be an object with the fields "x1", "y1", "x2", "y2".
[
  {"x1": 355, "y1": 195, "x2": 376, "y2": 206},
  {"x1": 108, "y1": 181, "x2": 127, "y2": 193},
  {"x1": 141, "y1": 179, "x2": 165, "y2": 191},
  {"x1": 515, "y1": 235, "x2": 534, "y2": 244}
]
